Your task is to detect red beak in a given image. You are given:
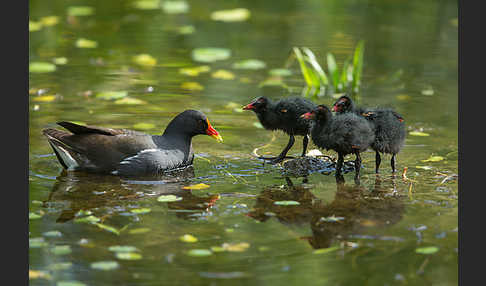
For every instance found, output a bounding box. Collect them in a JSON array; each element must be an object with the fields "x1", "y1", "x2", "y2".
[
  {"x1": 332, "y1": 105, "x2": 338, "y2": 112},
  {"x1": 205, "y1": 119, "x2": 223, "y2": 142},
  {"x1": 242, "y1": 103, "x2": 255, "y2": 110},
  {"x1": 300, "y1": 112, "x2": 314, "y2": 119}
]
